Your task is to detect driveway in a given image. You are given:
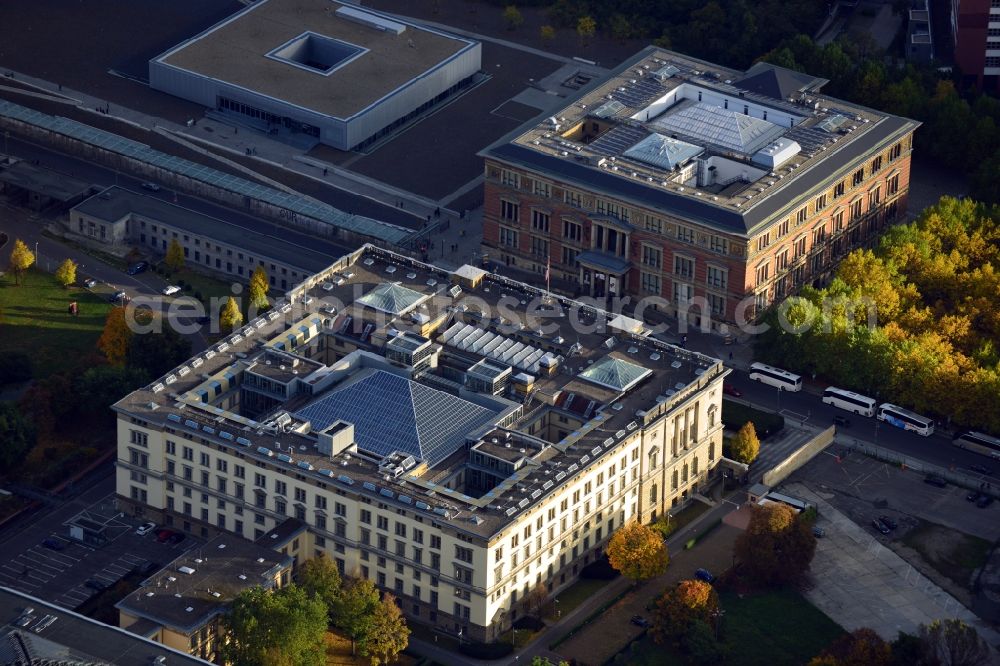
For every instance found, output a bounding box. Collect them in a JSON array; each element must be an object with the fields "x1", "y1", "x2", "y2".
[{"x1": 787, "y1": 483, "x2": 1000, "y2": 645}]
